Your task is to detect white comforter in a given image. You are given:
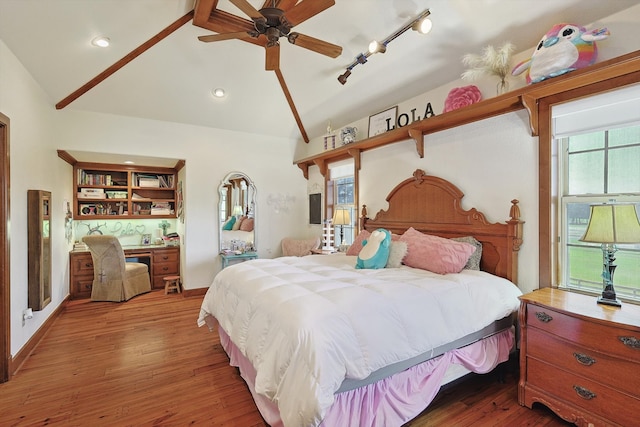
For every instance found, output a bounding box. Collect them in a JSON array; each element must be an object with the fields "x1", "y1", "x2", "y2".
[{"x1": 198, "y1": 255, "x2": 522, "y2": 427}]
